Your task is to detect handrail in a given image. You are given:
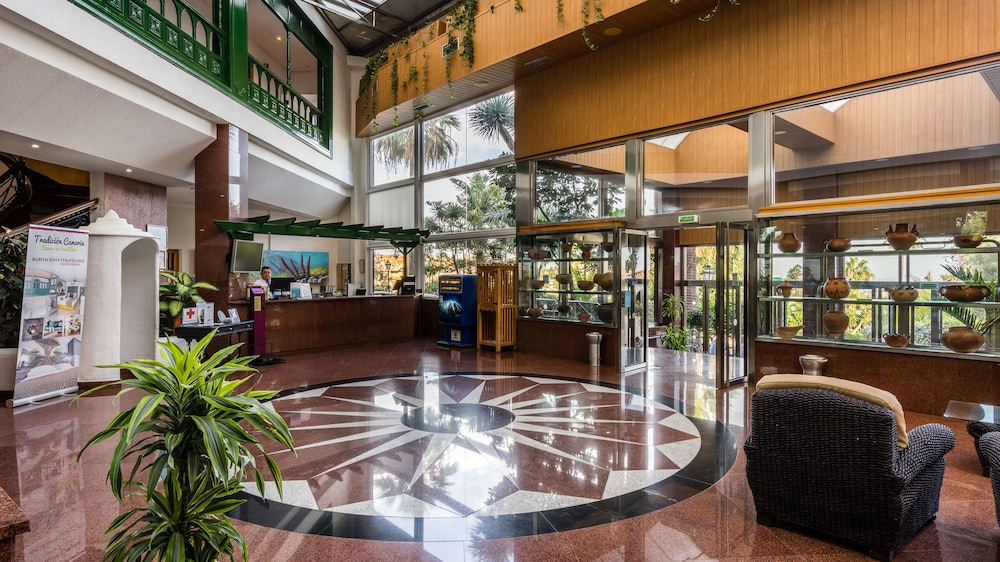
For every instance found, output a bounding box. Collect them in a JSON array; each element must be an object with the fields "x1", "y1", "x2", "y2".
[{"x1": 5, "y1": 199, "x2": 99, "y2": 237}]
